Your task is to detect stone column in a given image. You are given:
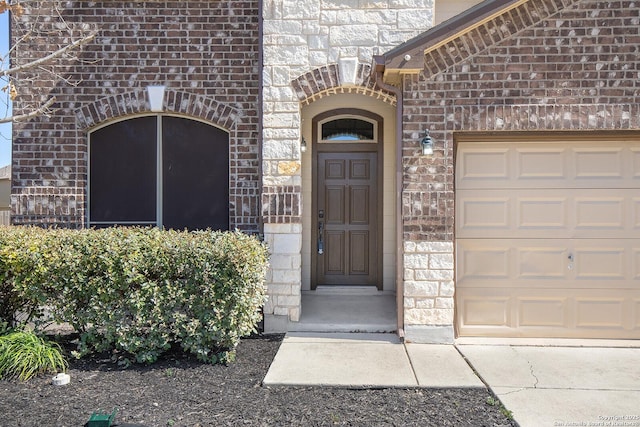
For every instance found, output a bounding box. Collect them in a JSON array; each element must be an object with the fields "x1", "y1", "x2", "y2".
[{"x1": 403, "y1": 241, "x2": 454, "y2": 343}]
